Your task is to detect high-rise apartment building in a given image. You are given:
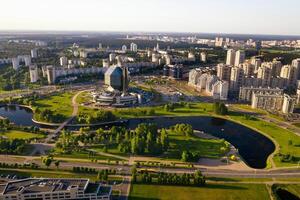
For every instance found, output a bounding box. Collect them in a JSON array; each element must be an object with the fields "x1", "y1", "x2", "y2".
[
  {"x1": 234, "y1": 50, "x2": 245, "y2": 67},
  {"x1": 226, "y1": 49, "x2": 236, "y2": 66}
]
